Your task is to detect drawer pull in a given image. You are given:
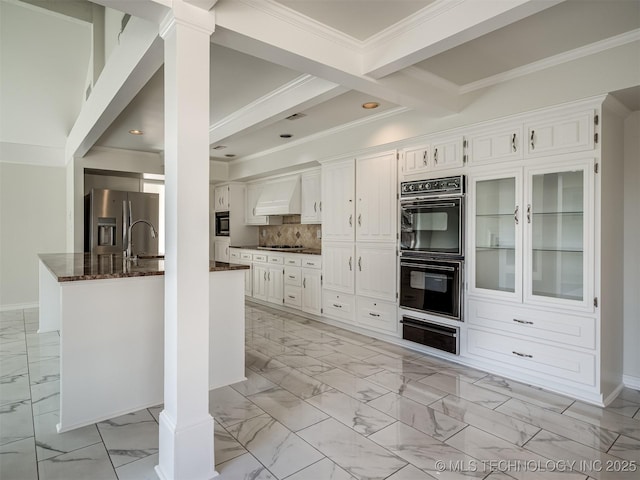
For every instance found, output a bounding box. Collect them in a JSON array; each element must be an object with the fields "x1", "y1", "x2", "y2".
[
  {"x1": 288, "y1": 275, "x2": 296, "y2": 279},
  {"x1": 332, "y1": 303, "x2": 342, "y2": 308},
  {"x1": 369, "y1": 313, "x2": 380, "y2": 317},
  {"x1": 306, "y1": 262, "x2": 314, "y2": 266},
  {"x1": 288, "y1": 295, "x2": 296, "y2": 299},
  {"x1": 513, "y1": 319, "x2": 534, "y2": 325},
  {"x1": 512, "y1": 351, "x2": 533, "y2": 358}
]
